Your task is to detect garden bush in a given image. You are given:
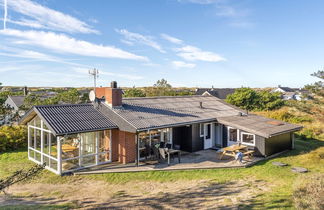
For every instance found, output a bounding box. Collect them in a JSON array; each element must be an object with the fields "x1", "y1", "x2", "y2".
[{"x1": 0, "y1": 125, "x2": 27, "y2": 152}]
